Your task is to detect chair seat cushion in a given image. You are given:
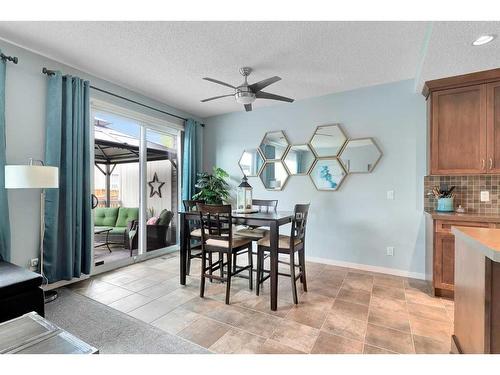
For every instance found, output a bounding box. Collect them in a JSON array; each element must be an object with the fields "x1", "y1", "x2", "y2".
[
  {"x1": 206, "y1": 236, "x2": 252, "y2": 249},
  {"x1": 0, "y1": 261, "x2": 43, "y2": 298},
  {"x1": 235, "y1": 226, "x2": 268, "y2": 239},
  {"x1": 190, "y1": 228, "x2": 202, "y2": 238},
  {"x1": 109, "y1": 227, "x2": 127, "y2": 235},
  {"x1": 257, "y1": 235, "x2": 302, "y2": 249}
]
